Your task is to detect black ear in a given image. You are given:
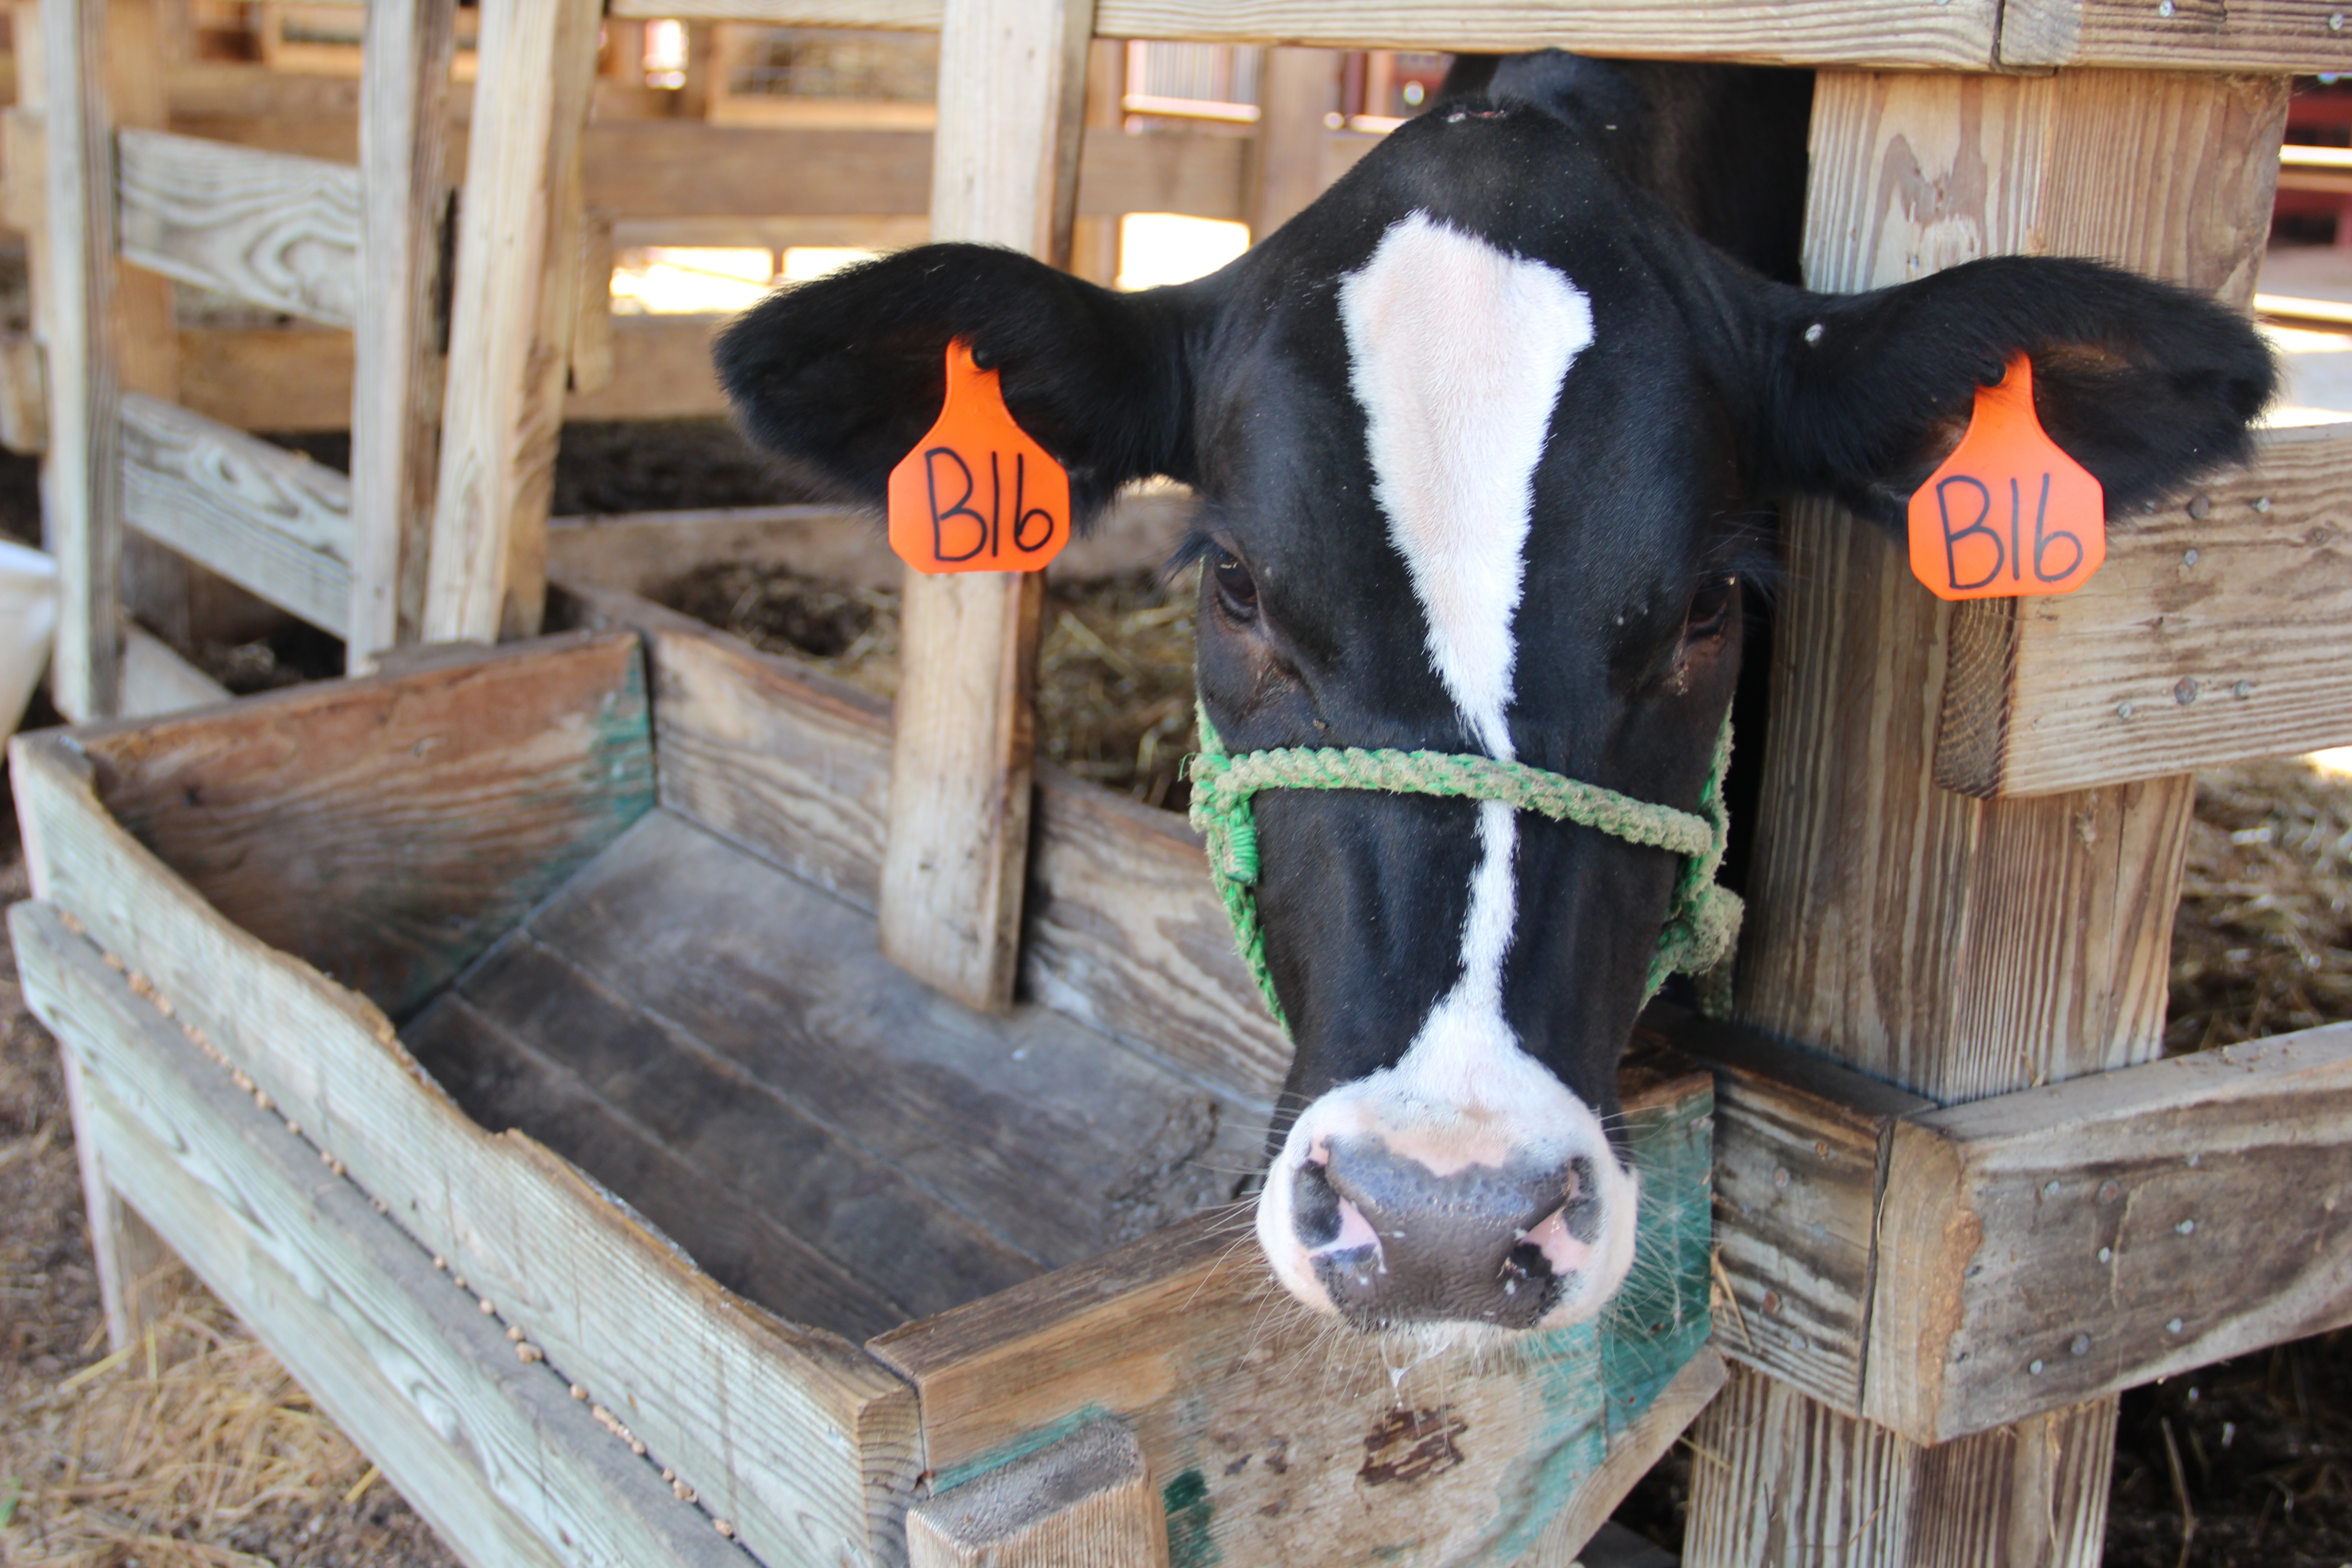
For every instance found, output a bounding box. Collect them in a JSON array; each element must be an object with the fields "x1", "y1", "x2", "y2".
[
  {"x1": 1756, "y1": 256, "x2": 2276, "y2": 527},
  {"x1": 712, "y1": 243, "x2": 1199, "y2": 524}
]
